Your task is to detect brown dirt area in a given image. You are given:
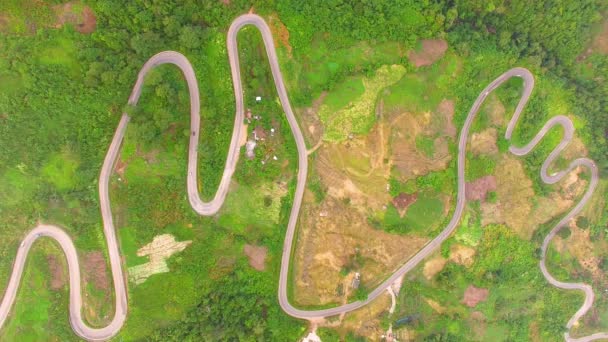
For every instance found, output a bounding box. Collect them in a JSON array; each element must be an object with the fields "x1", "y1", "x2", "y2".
[
  {"x1": 47, "y1": 255, "x2": 66, "y2": 290},
  {"x1": 268, "y1": 13, "x2": 292, "y2": 57},
  {"x1": 425, "y1": 297, "x2": 447, "y2": 314},
  {"x1": 469, "y1": 311, "x2": 487, "y2": 339},
  {"x1": 53, "y1": 2, "x2": 96, "y2": 34},
  {"x1": 482, "y1": 93, "x2": 506, "y2": 127},
  {"x1": 390, "y1": 110, "x2": 453, "y2": 181},
  {"x1": 293, "y1": 196, "x2": 428, "y2": 306},
  {"x1": 461, "y1": 285, "x2": 489, "y2": 307},
  {"x1": 480, "y1": 156, "x2": 586, "y2": 240},
  {"x1": 316, "y1": 121, "x2": 391, "y2": 213},
  {"x1": 83, "y1": 251, "x2": 110, "y2": 290},
  {"x1": 449, "y1": 244, "x2": 476, "y2": 268},
  {"x1": 298, "y1": 92, "x2": 326, "y2": 146},
  {"x1": 392, "y1": 192, "x2": 417, "y2": 215},
  {"x1": 470, "y1": 128, "x2": 498, "y2": 156},
  {"x1": 465, "y1": 175, "x2": 497, "y2": 202},
  {"x1": 82, "y1": 251, "x2": 112, "y2": 327},
  {"x1": 579, "y1": 18, "x2": 608, "y2": 59},
  {"x1": 408, "y1": 39, "x2": 448, "y2": 67},
  {"x1": 554, "y1": 222, "x2": 604, "y2": 281},
  {"x1": 437, "y1": 99, "x2": 457, "y2": 138},
  {"x1": 243, "y1": 244, "x2": 267, "y2": 271},
  {"x1": 338, "y1": 292, "x2": 391, "y2": 341},
  {"x1": 423, "y1": 256, "x2": 447, "y2": 280}
]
